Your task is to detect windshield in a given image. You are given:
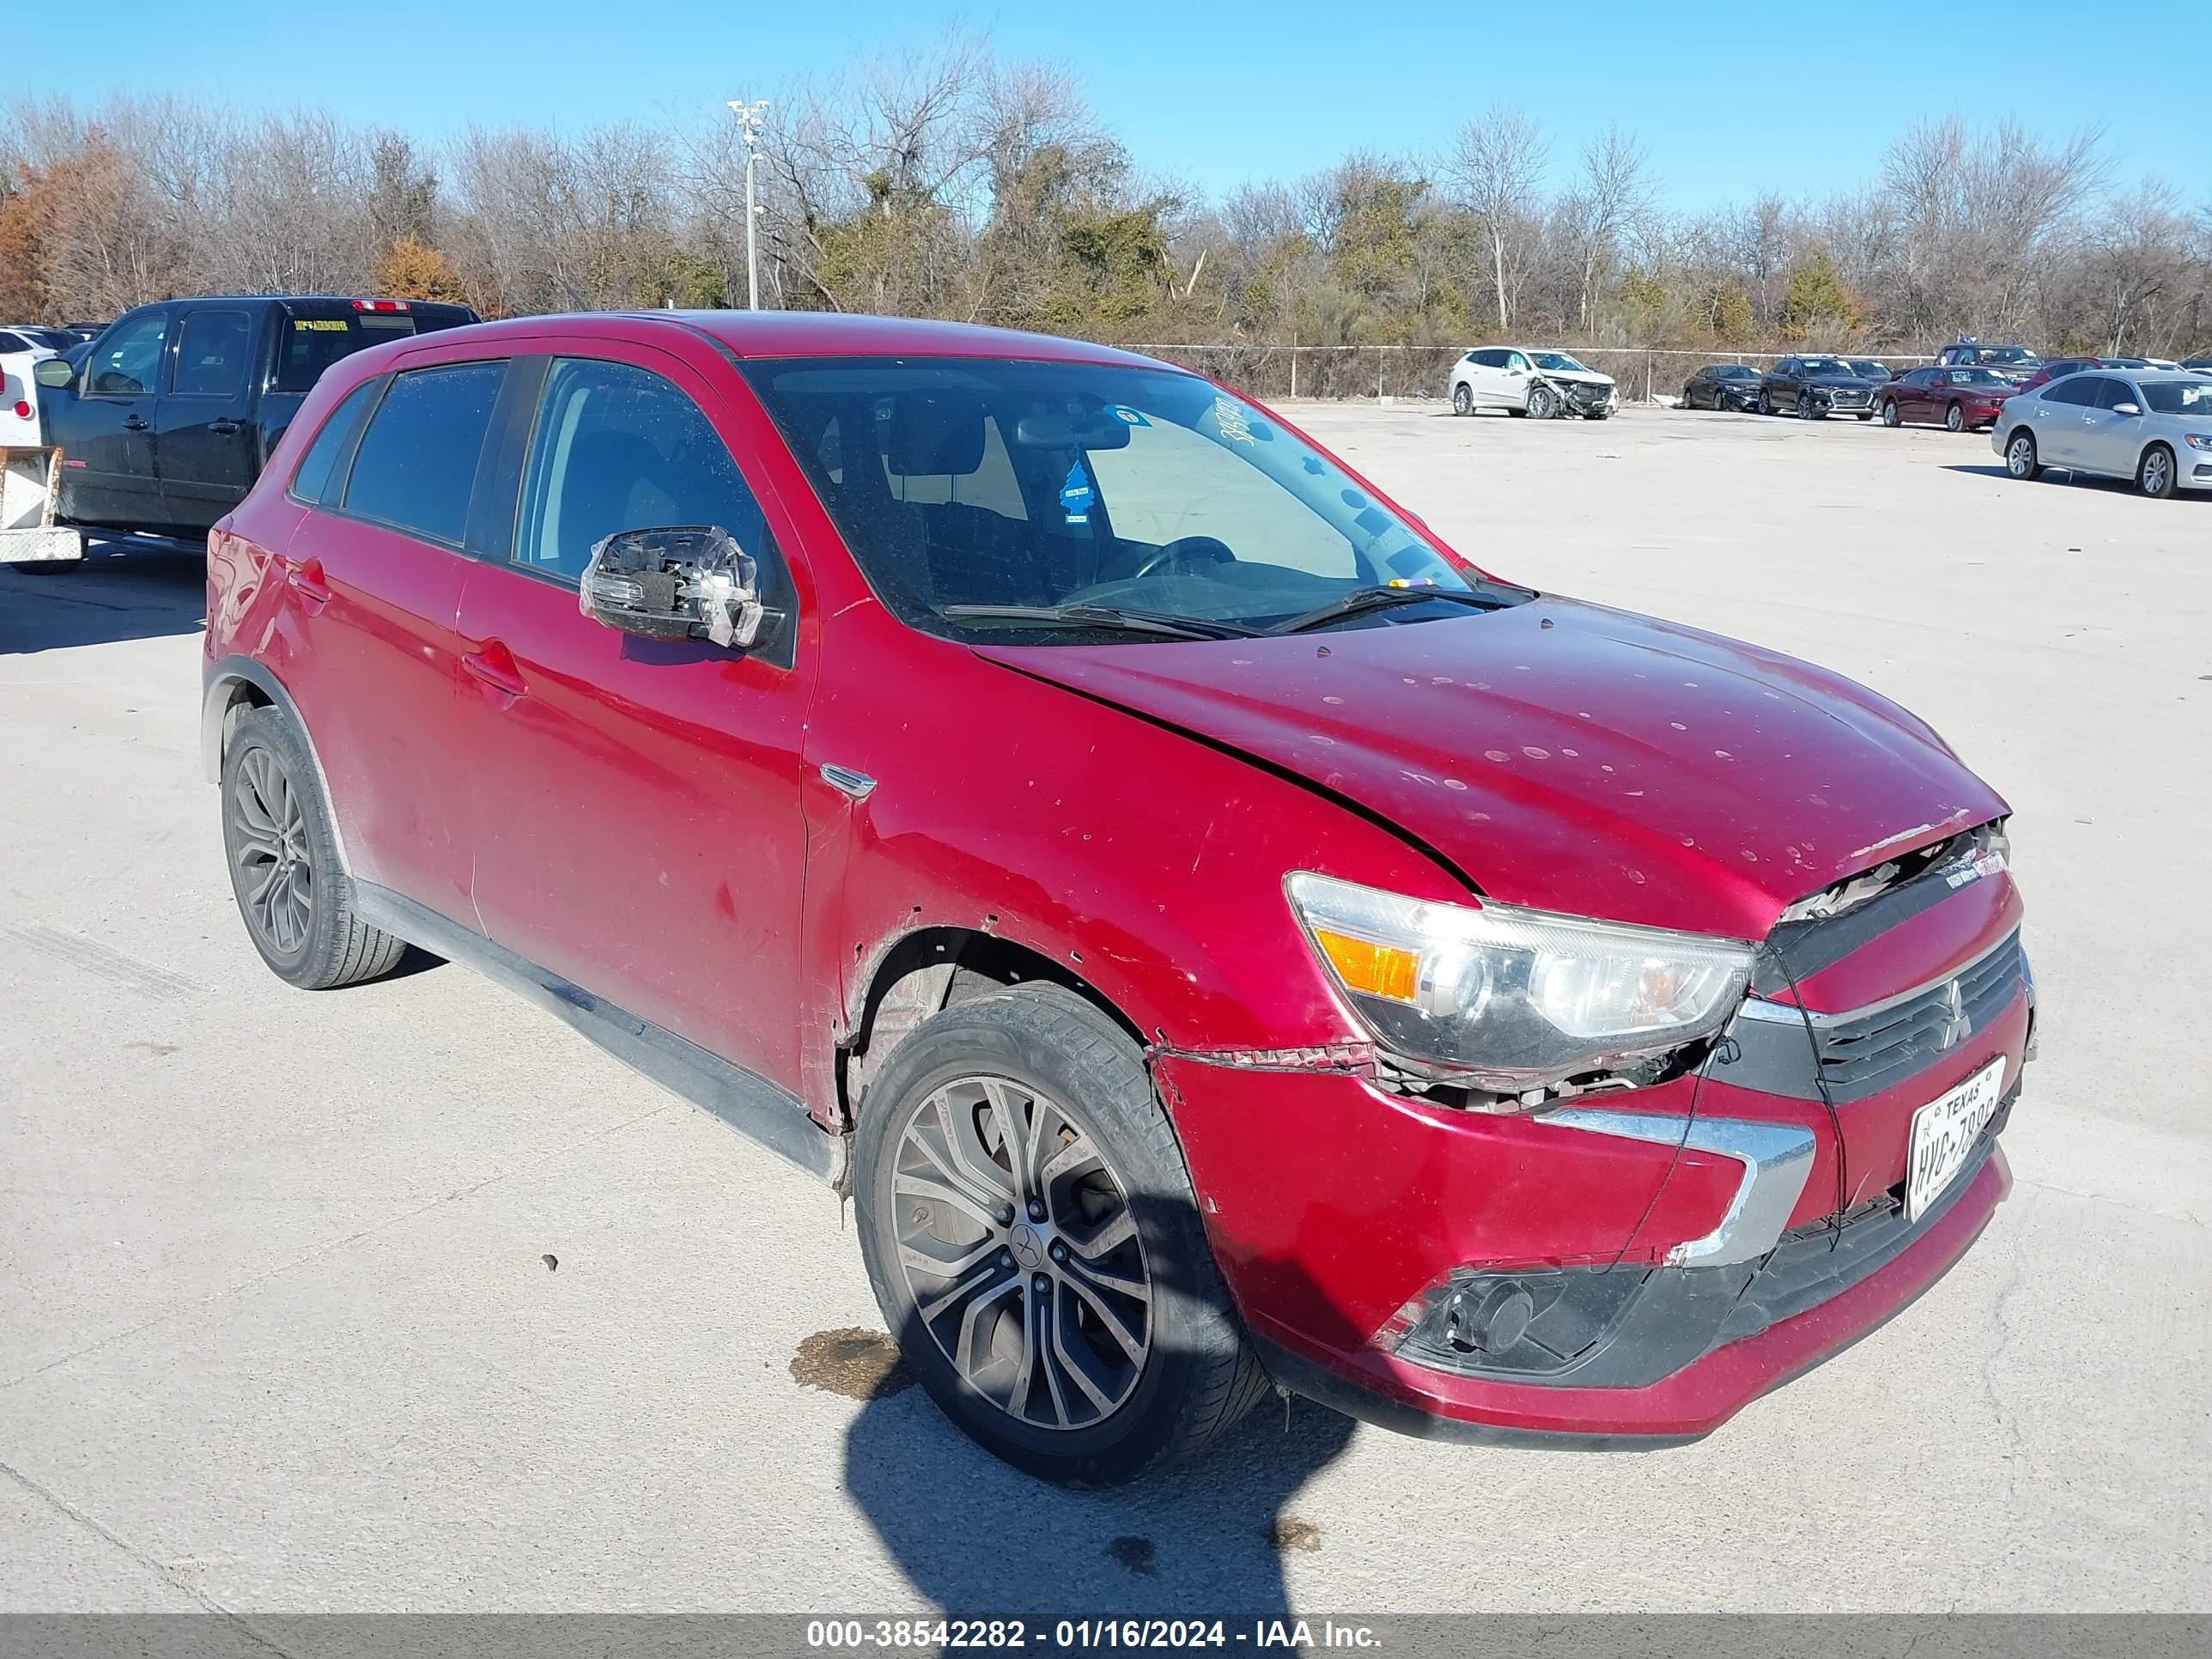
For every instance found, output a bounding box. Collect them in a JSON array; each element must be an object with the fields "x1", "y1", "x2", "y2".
[
  {"x1": 1976, "y1": 347, "x2": 2039, "y2": 367},
  {"x1": 1529, "y1": 351, "x2": 1589, "y2": 373},
  {"x1": 1948, "y1": 368, "x2": 2008, "y2": 386},
  {"x1": 1800, "y1": 358, "x2": 1851, "y2": 375},
  {"x1": 2142, "y1": 380, "x2": 2212, "y2": 415},
  {"x1": 744, "y1": 357, "x2": 1480, "y2": 639}
]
